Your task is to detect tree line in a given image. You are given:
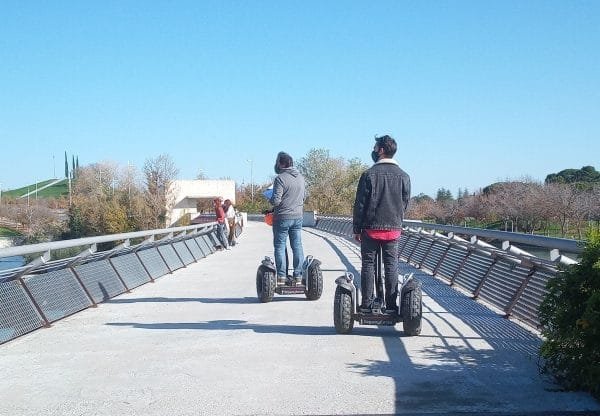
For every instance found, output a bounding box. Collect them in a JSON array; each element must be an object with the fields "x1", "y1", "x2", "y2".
[
  {"x1": 235, "y1": 158, "x2": 600, "y2": 239},
  {"x1": 1, "y1": 150, "x2": 598, "y2": 243},
  {"x1": 0, "y1": 154, "x2": 179, "y2": 242}
]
